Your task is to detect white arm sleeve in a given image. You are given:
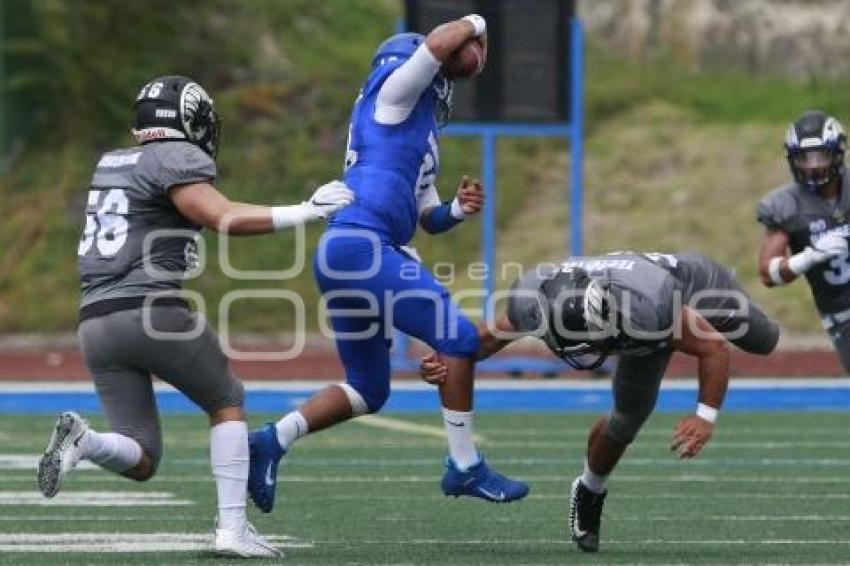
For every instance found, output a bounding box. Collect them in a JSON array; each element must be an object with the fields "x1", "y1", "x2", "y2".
[
  {"x1": 375, "y1": 44, "x2": 442, "y2": 125},
  {"x1": 416, "y1": 184, "x2": 441, "y2": 216}
]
